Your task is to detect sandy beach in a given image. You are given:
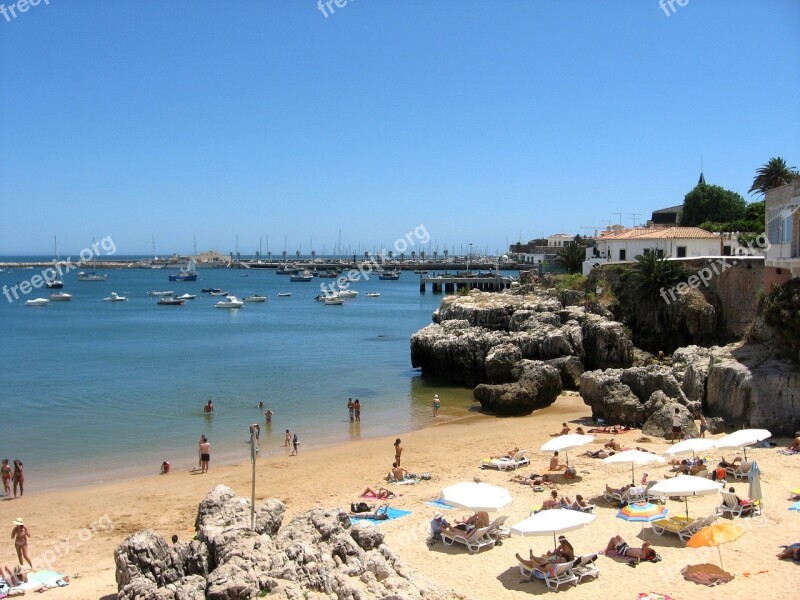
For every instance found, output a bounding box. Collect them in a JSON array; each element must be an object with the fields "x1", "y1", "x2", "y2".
[{"x1": 2, "y1": 393, "x2": 799, "y2": 600}]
